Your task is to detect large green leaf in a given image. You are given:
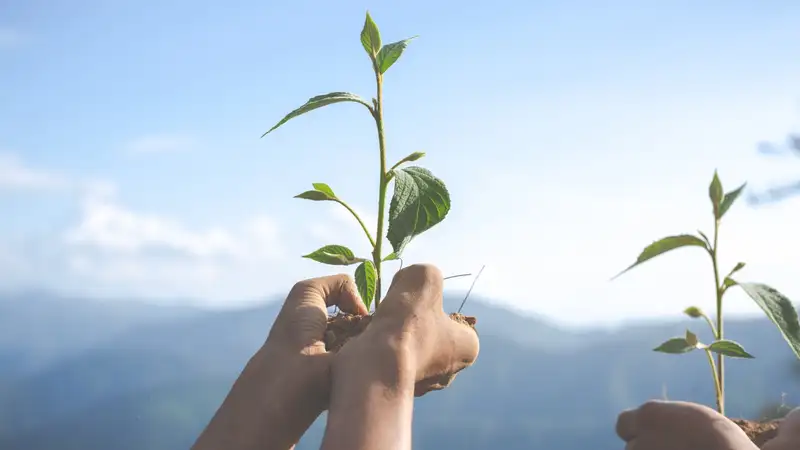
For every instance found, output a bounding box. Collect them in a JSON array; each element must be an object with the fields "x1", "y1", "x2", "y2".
[
  {"x1": 386, "y1": 166, "x2": 450, "y2": 256},
  {"x1": 354, "y1": 260, "x2": 377, "y2": 310},
  {"x1": 262, "y1": 92, "x2": 372, "y2": 137},
  {"x1": 737, "y1": 282, "x2": 800, "y2": 359},
  {"x1": 706, "y1": 339, "x2": 754, "y2": 359},
  {"x1": 653, "y1": 337, "x2": 695, "y2": 354},
  {"x1": 302, "y1": 245, "x2": 362, "y2": 266},
  {"x1": 718, "y1": 183, "x2": 747, "y2": 219},
  {"x1": 709, "y1": 171, "x2": 723, "y2": 217},
  {"x1": 377, "y1": 37, "x2": 416, "y2": 74},
  {"x1": 612, "y1": 235, "x2": 708, "y2": 280},
  {"x1": 360, "y1": 11, "x2": 381, "y2": 58}
]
